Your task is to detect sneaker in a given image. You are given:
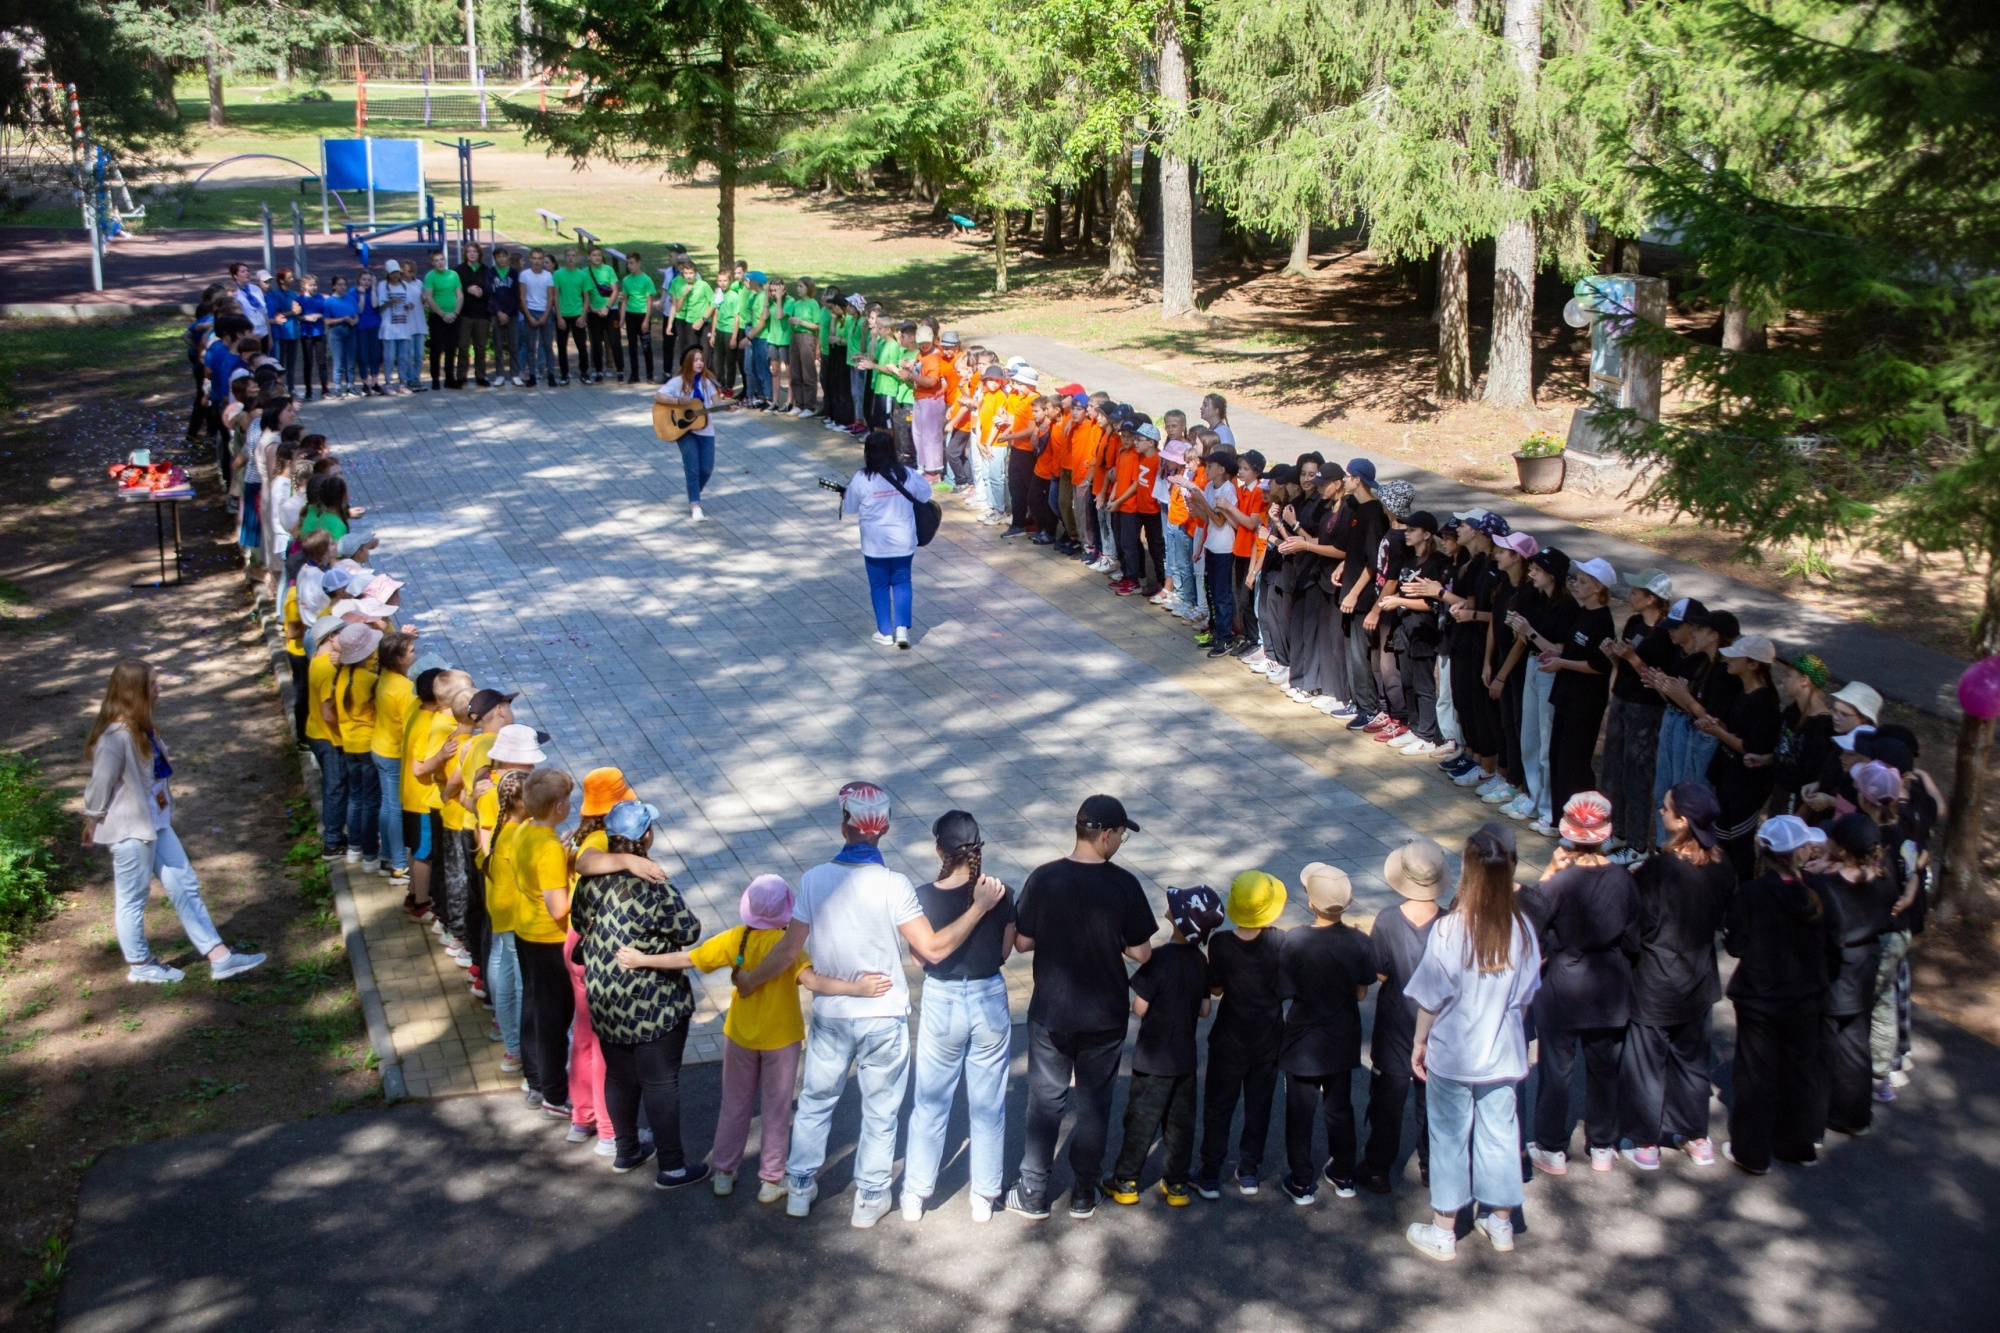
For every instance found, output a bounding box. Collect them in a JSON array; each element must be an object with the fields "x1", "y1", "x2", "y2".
[
  {"x1": 386, "y1": 869, "x2": 411, "y2": 889},
  {"x1": 1031, "y1": 533, "x2": 1054, "y2": 546},
  {"x1": 322, "y1": 848, "x2": 347, "y2": 863},
  {"x1": 1888, "y1": 1068, "x2": 1910, "y2": 1088},
  {"x1": 1312, "y1": 696, "x2": 1349, "y2": 716},
  {"x1": 511, "y1": 376, "x2": 526, "y2": 387},
  {"x1": 1282, "y1": 1175, "x2": 1316, "y2": 1205},
  {"x1": 127, "y1": 959, "x2": 185, "y2": 985},
  {"x1": 786, "y1": 1178, "x2": 818, "y2": 1217},
  {"x1": 1103, "y1": 1177, "x2": 1140, "y2": 1206},
  {"x1": 1320, "y1": 1168, "x2": 1357, "y2": 1199},
  {"x1": 1621, "y1": 1144, "x2": 1661, "y2": 1171},
  {"x1": 1504, "y1": 797, "x2": 1537, "y2": 821},
  {"x1": 1608, "y1": 847, "x2": 1645, "y2": 866},
  {"x1": 1192, "y1": 1175, "x2": 1221, "y2": 1200},
  {"x1": 999, "y1": 525, "x2": 1028, "y2": 538},
  {"x1": 361, "y1": 857, "x2": 380, "y2": 874},
  {"x1": 1529, "y1": 819, "x2": 1561, "y2": 838},
  {"x1": 1234, "y1": 1167, "x2": 1260, "y2": 1197},
  {"x1": 1873, "y1": 1077, "x2": 1897, "y2": 1102},
  {"x1": 1346, "y1": 712, "x2": 1381, "y2": 731},
  {"x1": 1430, "y1": 742, "x2": 1462, "y2": 763},
  {"x1": 541, "y1": 1101, "x2": 573, "y2": 1119},
  {"x1": 871, "y1": 632, "x2": 895, "y2": 646},
  {"x1": 1721, "y1": 1141, "x2": 1766, "y2": 1175},
  {"x1": 1477, "y1": 1212, "x2": 1515, "y2": 1252},
  {"x1": 344, "y1": 848, "x2": 362, "y2": 866},
  {"x1": 1005, "y1": 1185, "x2": 1051, "y2": 1220},
  {"x1": 1482, "y1": 783, "x2": 1519, "y2": 806},
  {"x1": 894, "y1": 627, "x2": 911, "y2": 650},
  {"x1": 1406, "y1": 1221, "x2": 1457, "y2": 1262},
  {"x1": 594, "y1": 1138, "x2": 617, "y2": 1158},
  {"x1": 1406, "y1": 741, "x2": 1446, "y2": 759},
  {"x1": 1205, "y1": 638, "x2": 1236, "y2": 659},
  {"x1": 1068, "y1": 1182, "x2": 1099, "y2": 1218},
  {"x1": 1372, "y1": 722, "x2": 1410, "y2": 743},
  {"x1": 900, "y1": 1191, "x2": 924, "y2": 1222},
  {"x1": 500, "y1": 1052, "x2": 522, "y2": 1073},
  {"x1": 210, "y1": 951, "x2": 267, "y2": 981},
  {"x1": 1589, "y1": 1146, "x2": 1617, "y2": 1172},
  {"x1": 713, "y1": 1169, "x2": 737, "y2": 1196},
  {"x1": 1158, "y1": 1179, "x2": 1192, "y2": 1207},
  {"x1": 969, "y1": 1193, "x2": 995, "y2": 1222},
  {"x1": 486, "y1": 1022, "x2": 502, "y2": 1043},
  {"x1": 612, "y1": 1143, "x2": 656, "y2": 1174},
  {"x1": 1389, "y1": 731, "x2": 1427, "y2": 752},
  {"x1": 1361, "y1": 713, "x2": 1393, "y2": 733},
  {"x1": 1682, "y1": 1137, "x2": 1716, "y2": 1166},
  {"x1": 524, "y1": 1088, "x2": 543, "y2": 1108},
  {"x1": 657, "y1": 1163, "x2": 712, "y2": 1191},
  {"x1": 1242, "y1": 650, "x2": 1269, "y2": 670},
  {"x1": 1527, "y1": 1145, "x2": 1569, "y2": 1176},
  {"x1": 758, "y1": 1179, "x2": 787, "y2": 1204},
  {"x1": 689, "y1": 504, "x2": 706, "y2": 522},
  {"x1": 1357, "y1": 1173, "x2": 1393, "y2": 1196},
  {"x1": 566, "y1": 1123, "x2": 593, "y2": 1144},
  {"x1": 1453, "y1": 766, "x2": 1490, "y2": 787}
]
